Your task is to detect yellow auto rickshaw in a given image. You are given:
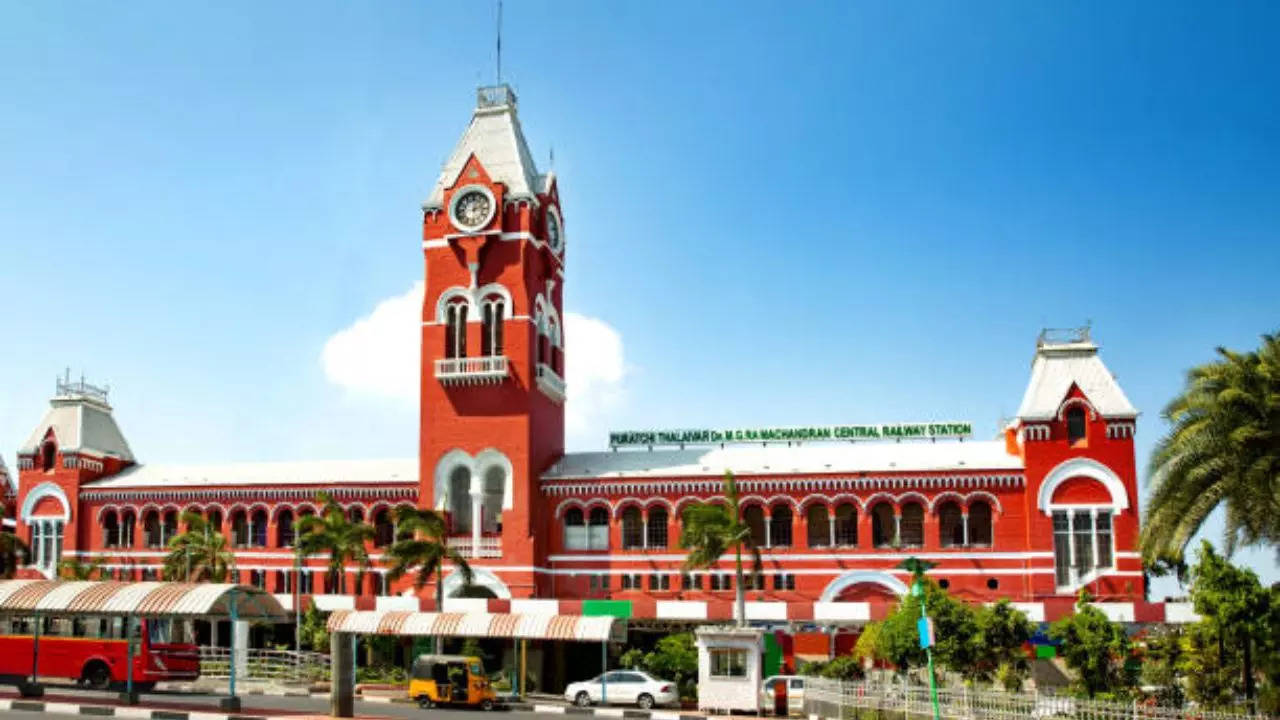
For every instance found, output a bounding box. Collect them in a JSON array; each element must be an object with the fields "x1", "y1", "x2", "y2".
[{"x1": 409, "y1": 654, "x2": 498, "y2": 710}]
